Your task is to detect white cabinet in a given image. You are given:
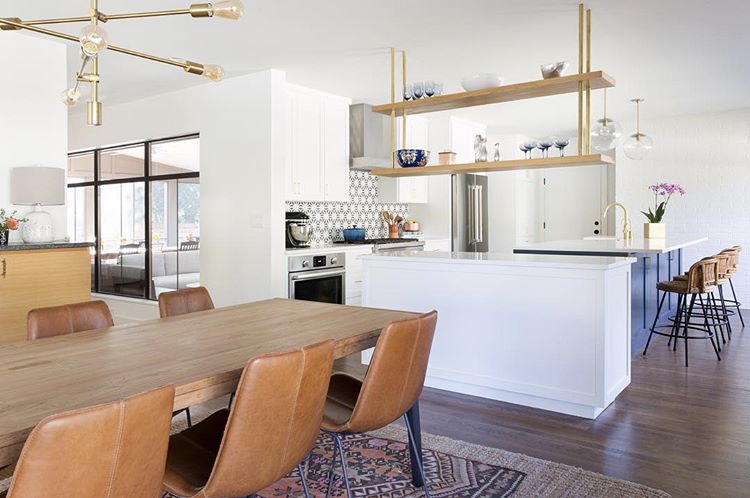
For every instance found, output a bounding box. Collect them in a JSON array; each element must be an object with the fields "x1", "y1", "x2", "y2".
[
  {"x1": 344, "y1": 246, "x2": 373, "y2": 306},
  {"x1": 286, "y1": 85, "x2": 350, "y2": 202},
  {"x1": 378, "y1": 116, "x2": 429, "y2": 204},
  {"x1": 423, "y1": 238, "x2": 452, "y2": 251}
]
